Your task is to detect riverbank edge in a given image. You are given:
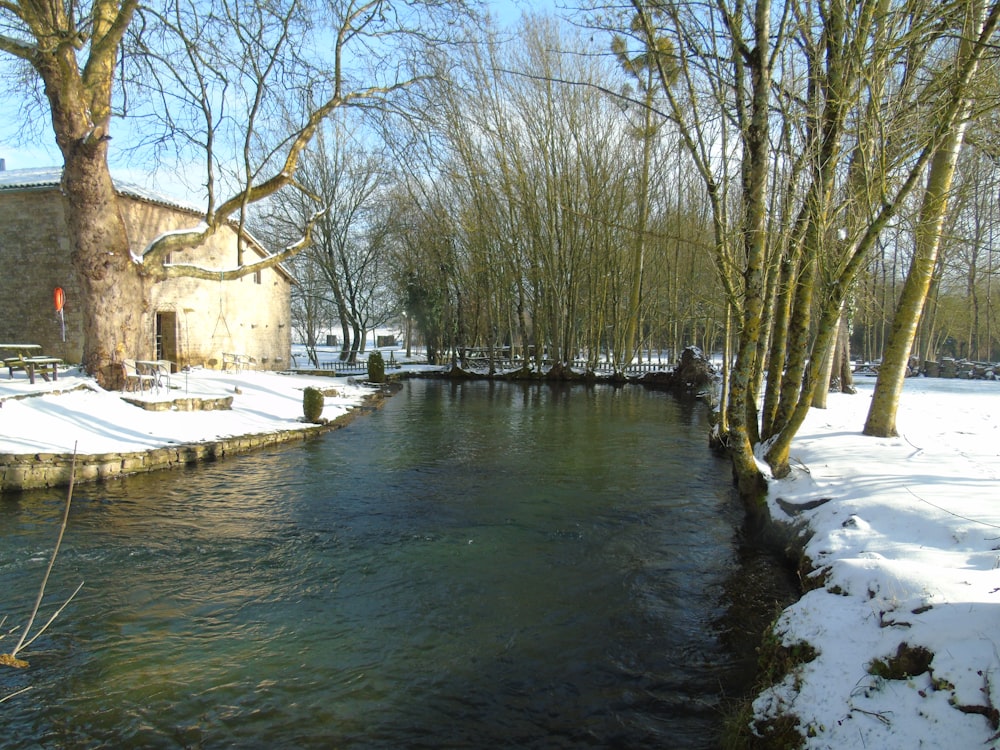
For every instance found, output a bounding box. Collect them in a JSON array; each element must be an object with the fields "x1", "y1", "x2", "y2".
[
  {"x1": 722, "y1": 517, "x2": 813, "y2": 749},
  {"x1": 0, "y1": 383, "x2": 399, "y2": 493},
  {"x1": 412, "y1": 357, "x2": 713, "y2": 391}
]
